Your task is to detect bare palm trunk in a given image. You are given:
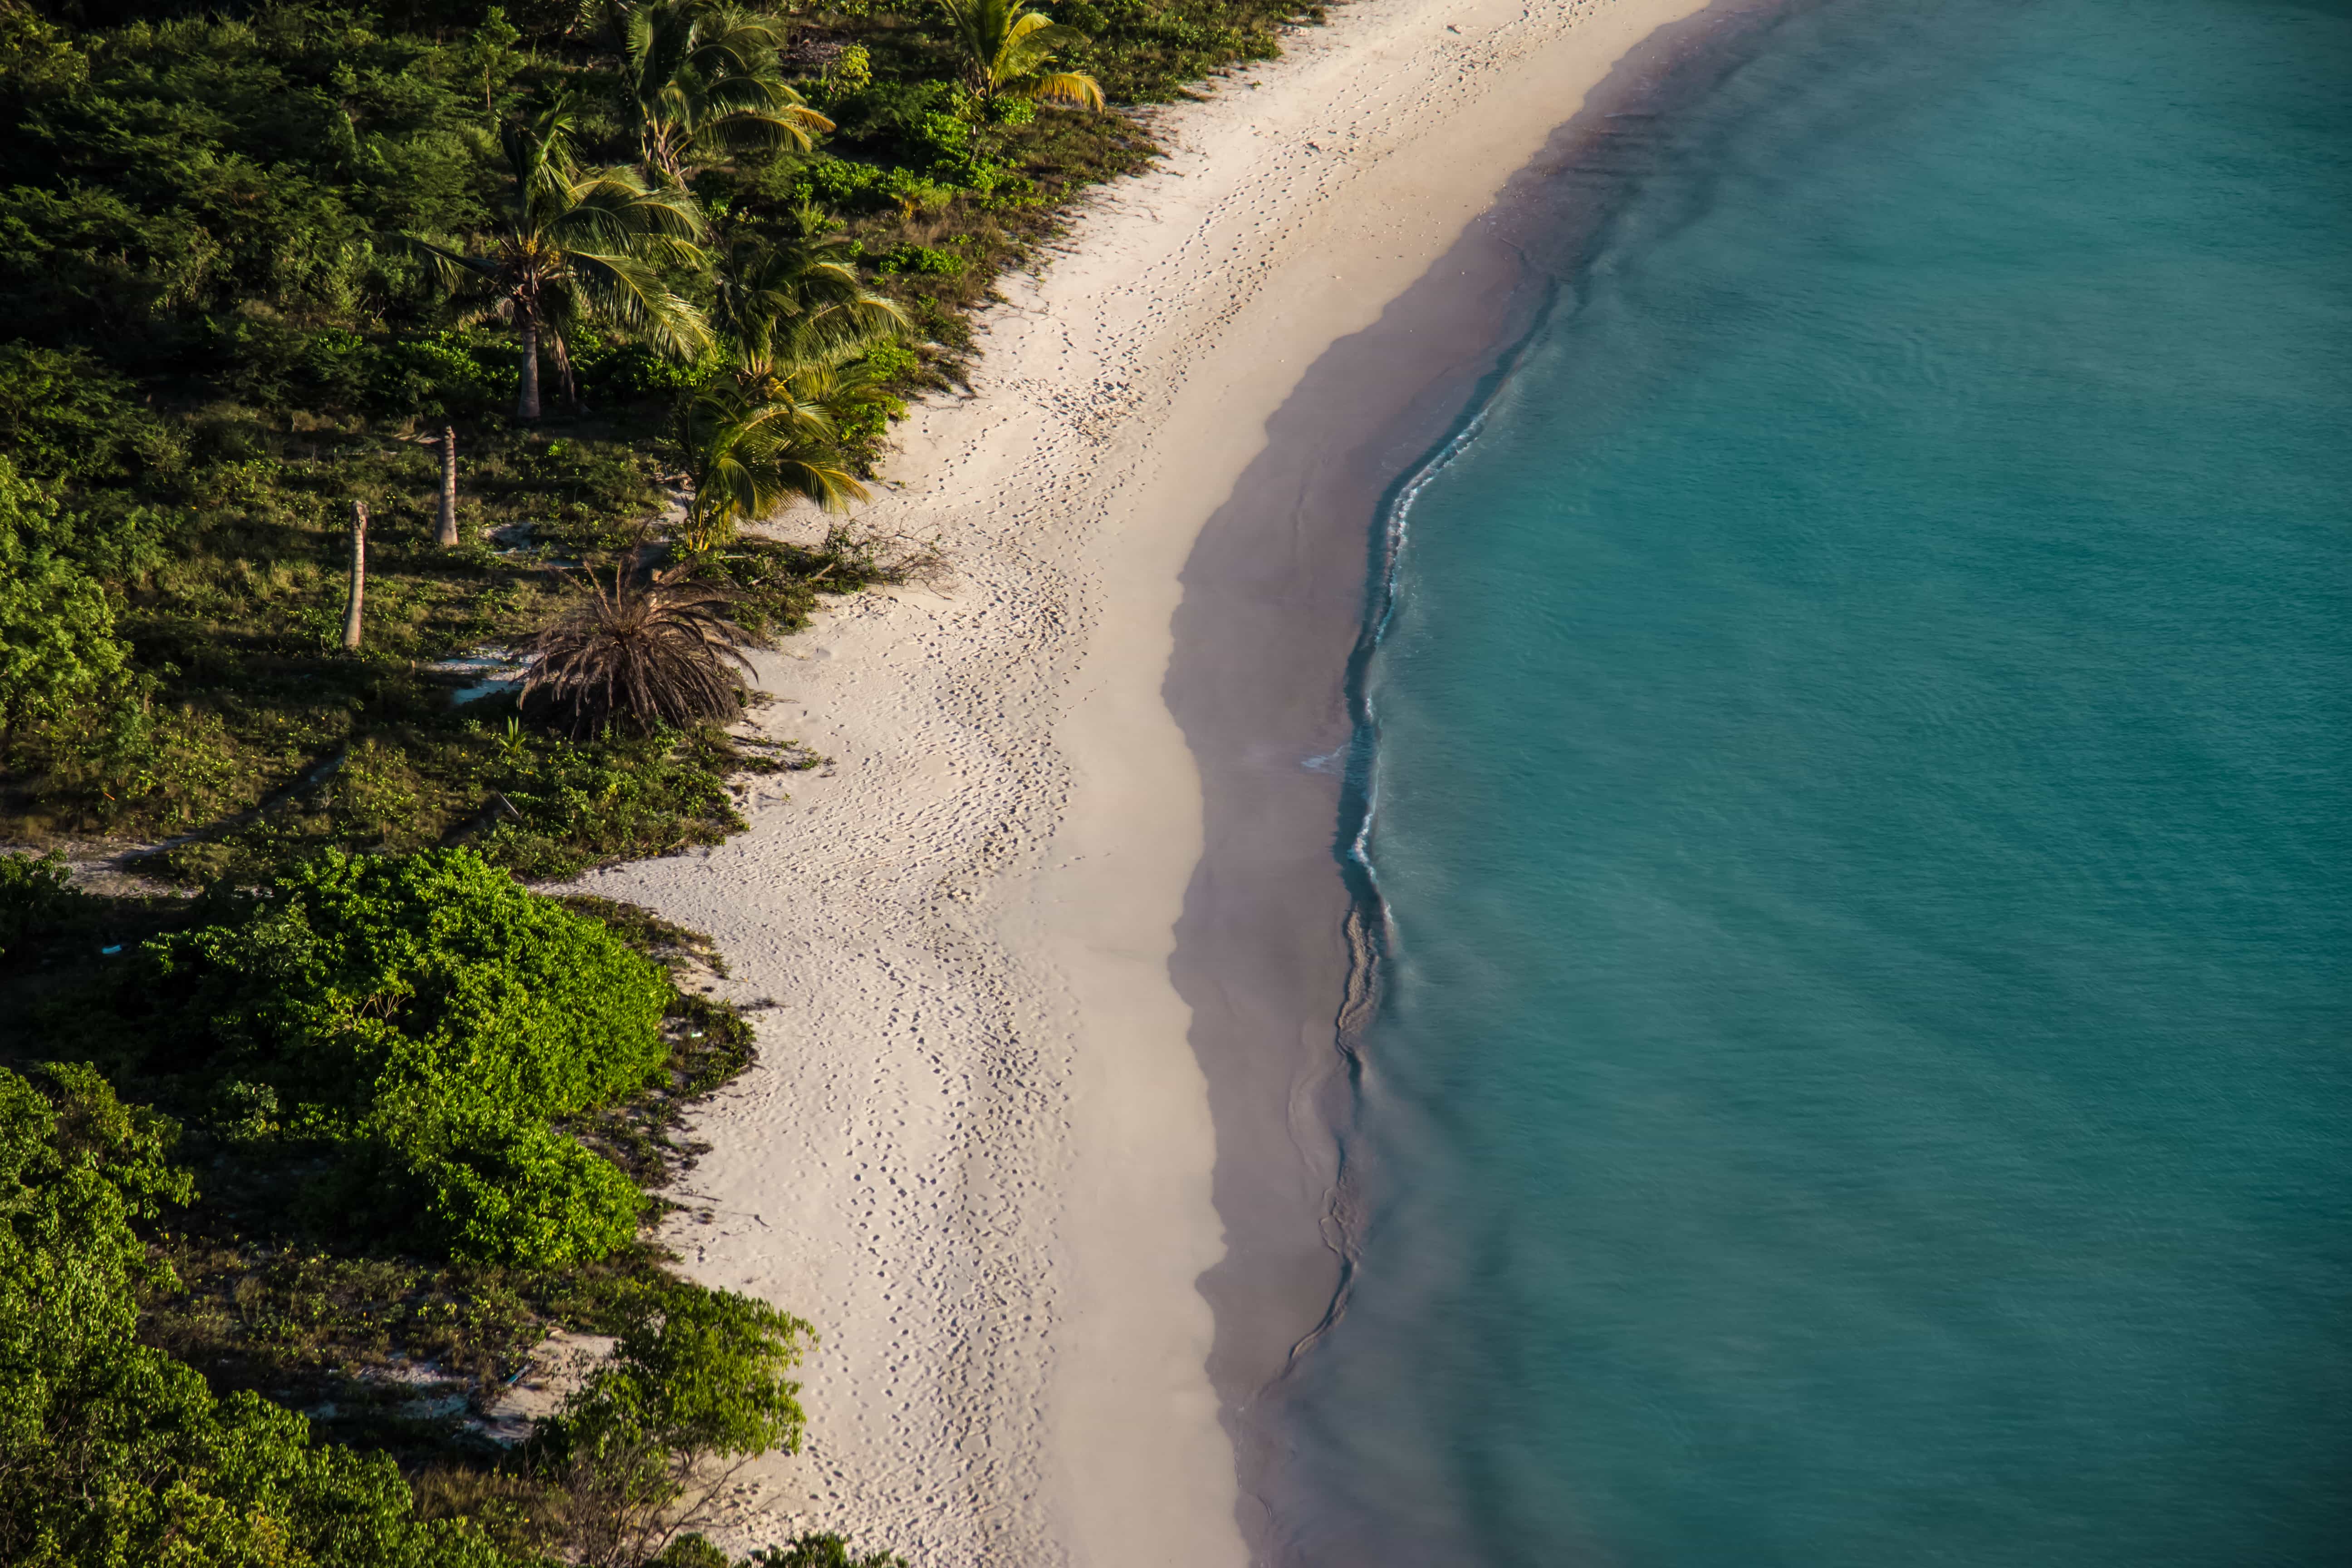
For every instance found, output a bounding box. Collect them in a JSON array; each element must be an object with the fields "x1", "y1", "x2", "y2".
[
  {"x1": 437, "y1": 426, "x2": 460, "y2": 547},
  {"x1": 517, "y1": 316, "x2": 543, "y2": 421},
  {"x1": 342, "y1": 500, "x2": 368, "y2": 651}
]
